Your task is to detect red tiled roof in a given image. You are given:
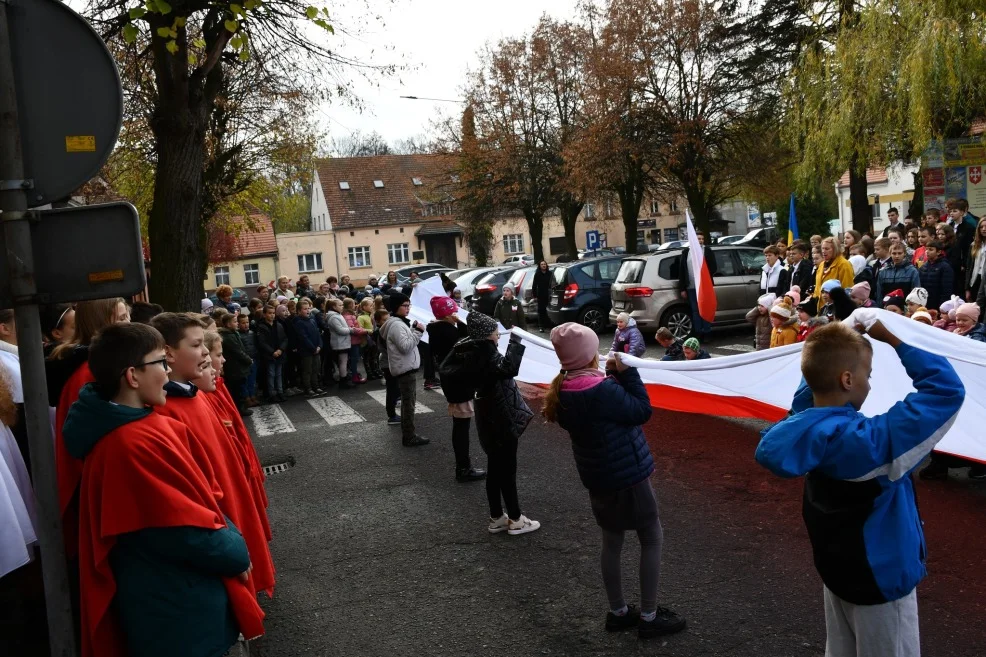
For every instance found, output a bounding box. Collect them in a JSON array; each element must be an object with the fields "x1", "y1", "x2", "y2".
[
  {"x1": 836, "y1": 167, "x2": 888, "y2": 188},
  {"x1": 208, "y1": 212, "x2": 277, "y2": 263},
  {"x1": 315, "y1": 154, "x2": 460, "y2": 230}
]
